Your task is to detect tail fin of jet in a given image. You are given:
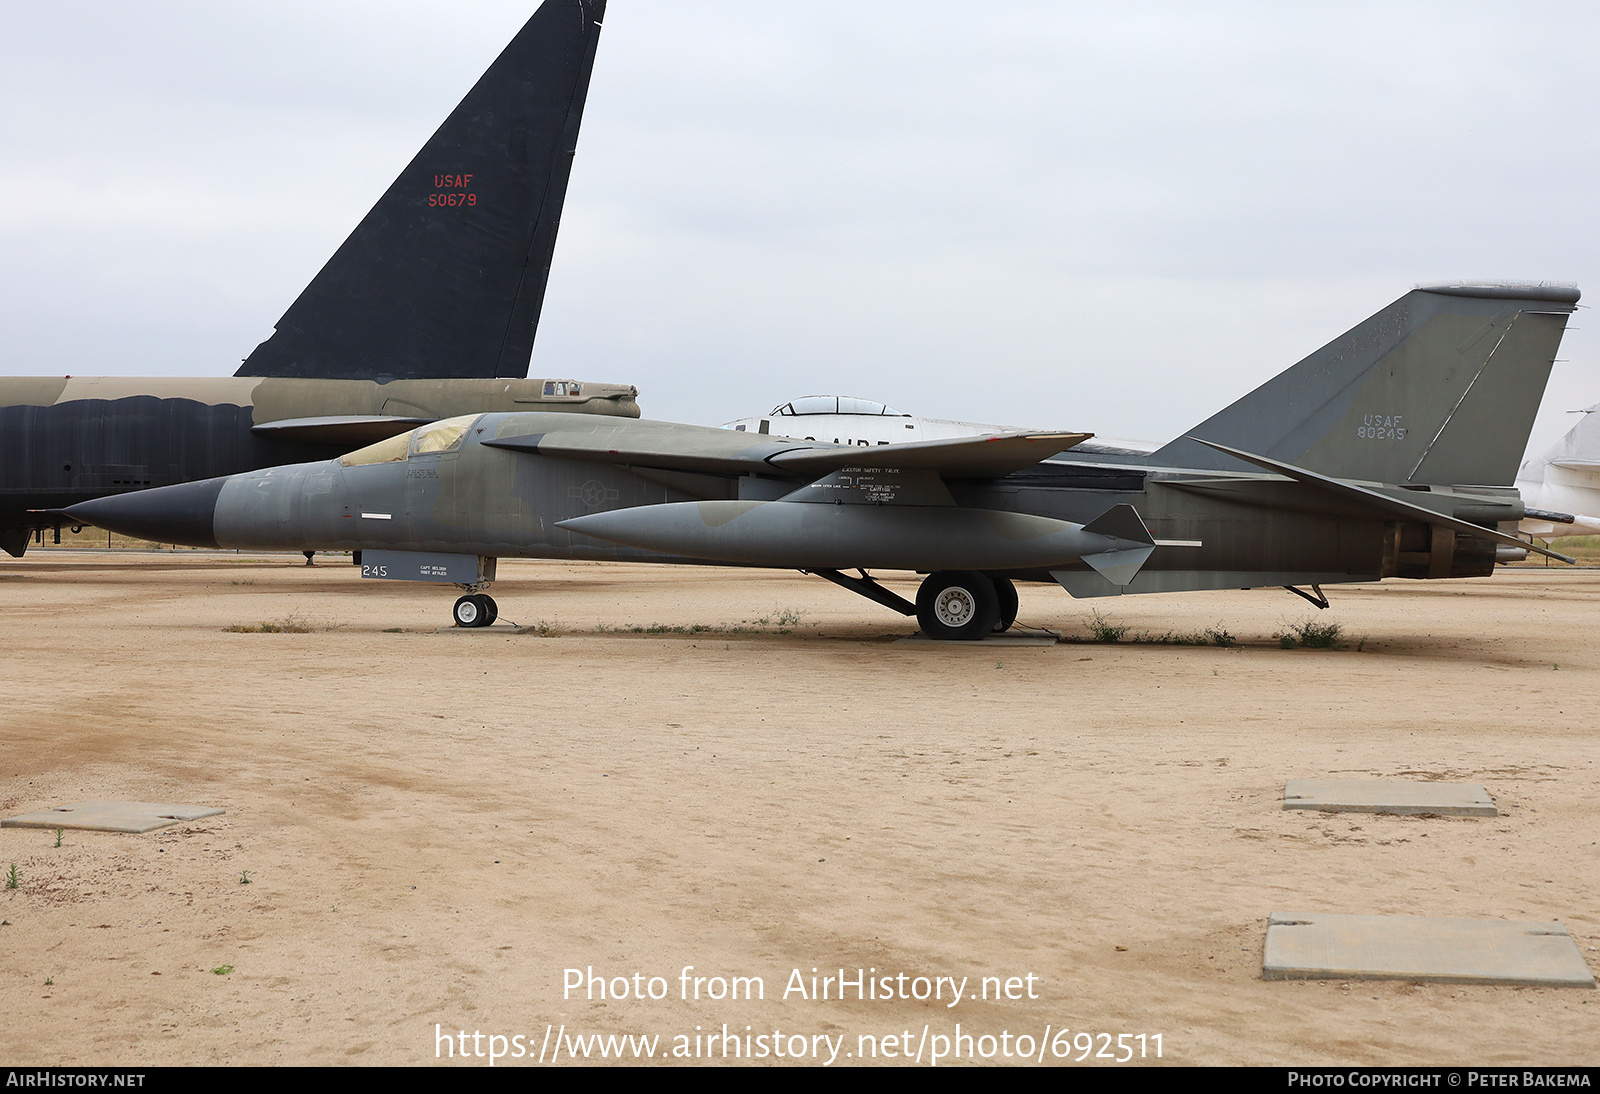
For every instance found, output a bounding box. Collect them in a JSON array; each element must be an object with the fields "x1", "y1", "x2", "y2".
[
  {"x1": 1148, "y1": 283, "x2": 1580, "y2": 486},
  {"x1": 236, "y1": 0, "x2": 605, "y2": 382}
]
